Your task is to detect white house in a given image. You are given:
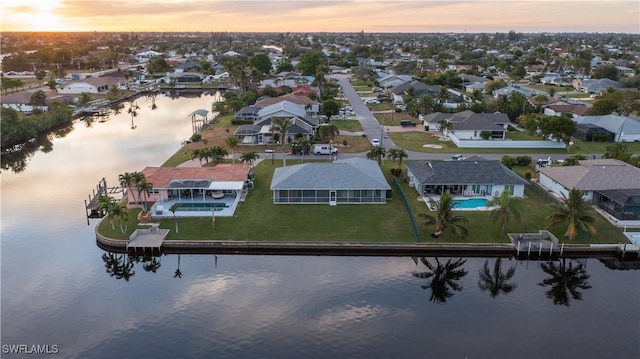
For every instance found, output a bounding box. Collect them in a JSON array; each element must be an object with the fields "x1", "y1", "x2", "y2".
[
  {"x1": 57, "y1": 77, "x2": 126, "y2": 94},
  {"x1": 1, "y1": 91, "x2": 49, "y2": 113},
  {"x1": 574, "y1": 115, "x2": 640, "y2": 142}
]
